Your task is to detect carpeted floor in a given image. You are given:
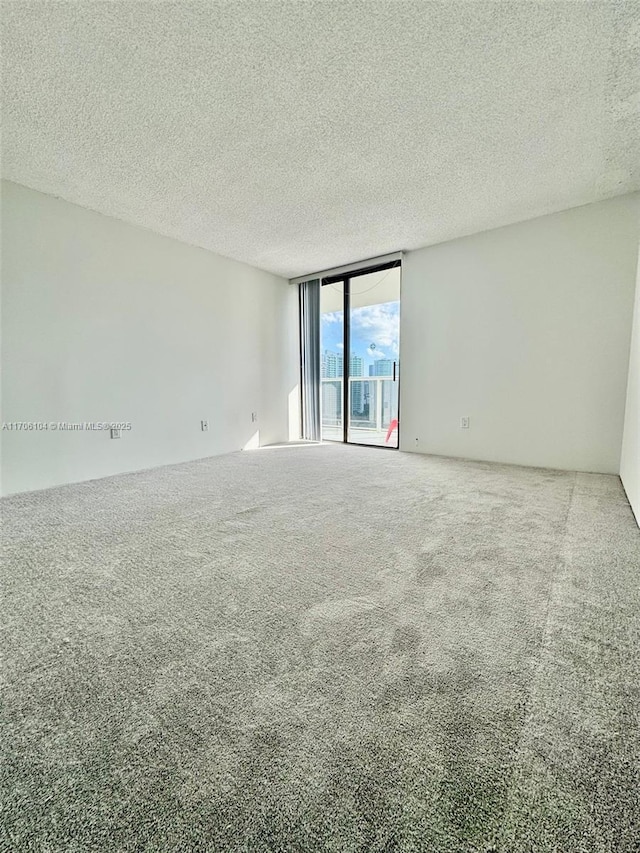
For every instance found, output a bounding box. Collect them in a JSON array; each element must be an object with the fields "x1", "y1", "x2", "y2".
[{"x1": 1, "y1": 444, "x2": 639, "y2": 852}]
